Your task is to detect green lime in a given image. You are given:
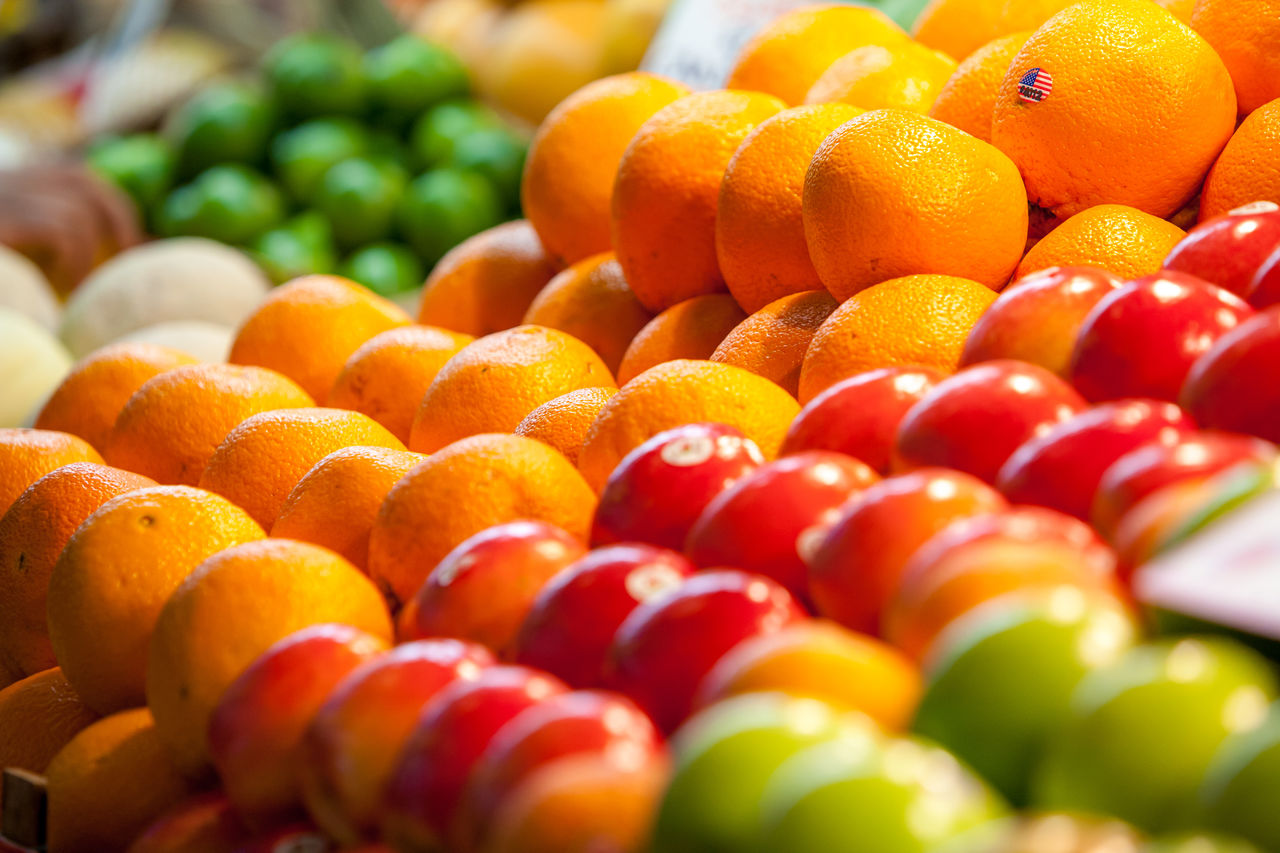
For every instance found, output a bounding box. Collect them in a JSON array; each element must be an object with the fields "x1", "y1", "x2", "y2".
[
  {"x1": 86, "y1": 133, "x2": 176, "y2": 215},
  {"x1": 158, "y1": 164, "x2": 285, "y2": 245},
  {"x1": 314, "y1": 157, "x2": 408, "y2": 250},
  {"x1": 263, "y1": 33, "x2": 366, "y2": 120},
  {"x1": 252, "y1": 213, "x2": 338, "y2": 284},
  {"x1": 409, "y1": 99, "x2": 503, "y2": 169},
  {"x1": 366, "y1": 129, "x2": 415, "y2": 173},
  {"x1": 363, "y1": 35, "x2": 469, "y2": 125},
  {"x1": 271, "y1": 117, "x2": 368, "y2": 204},
  {"x1": 396, "y1": 168, "x2": 504, "y2": 266},
  {"x1": 446, "y1": 128, "x2": 527, "y2": 208},
  {"x1": 167, "y1": 81, "x2": 276, "y2": 177},
  {"x1": 338, "y1": 242, "x2": 424, "y2": 296}
]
